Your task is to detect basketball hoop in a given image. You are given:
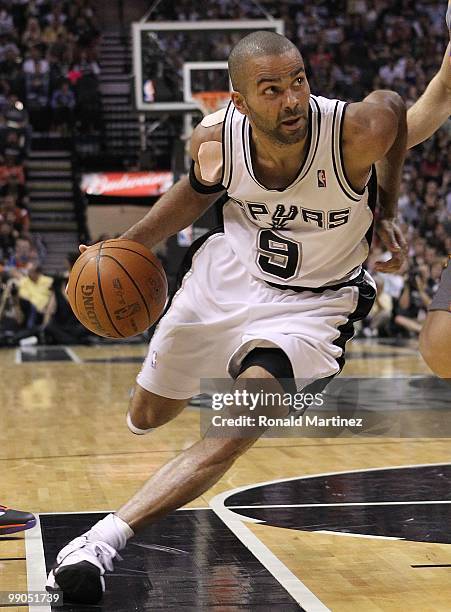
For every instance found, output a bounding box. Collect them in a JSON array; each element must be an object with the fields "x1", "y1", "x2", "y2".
[{"x1": 192, "y1": 91, "x2": 230, "y2": 116}]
